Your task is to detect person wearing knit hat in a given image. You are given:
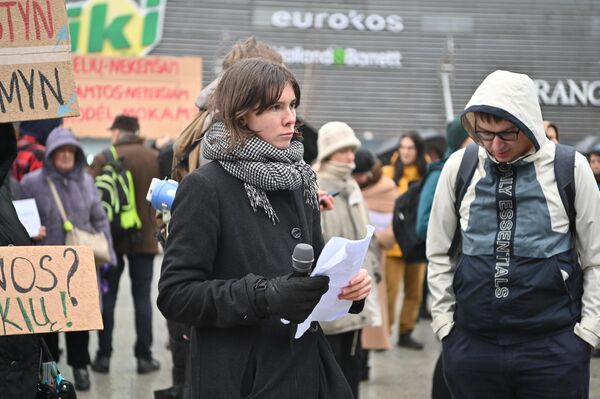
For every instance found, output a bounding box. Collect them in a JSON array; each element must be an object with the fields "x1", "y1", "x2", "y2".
[
  {"x1": 12, "y1": 118, "x2": 63, "y2": 181},
  {"x1": 317, "y1": 121, "x2": 361, "y2": 161},
  {"x1": 416, "y1": 117, "x2": 472, "y2": 399},
  {"x1": 353, "y1": 149, "x2": 376, "y2": 175},
  {"x1": 445, "y1": 117, "x2": 470, "y2": 153},
  {"x1": 416, "y1": 117, "x2": 472, "y2": 240},
  {"x1": 316, "y1": 120, "x2": 381, "y2": 399}
]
